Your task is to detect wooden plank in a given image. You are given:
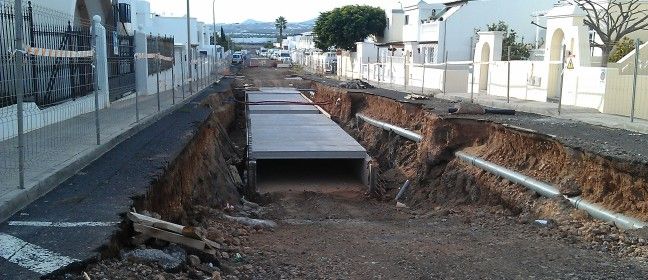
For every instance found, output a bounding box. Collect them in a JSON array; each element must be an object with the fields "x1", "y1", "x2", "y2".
[
  {"x1": 128, "y1": 212, "x2": 205, "y2": 239},
  {"x1": 133, "y1": 223, "x2": 214, "y2": 254},
  {"x1": 128, "y1": 212, "x2": 183, "y2": 233}
]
